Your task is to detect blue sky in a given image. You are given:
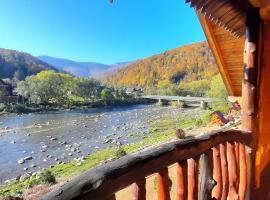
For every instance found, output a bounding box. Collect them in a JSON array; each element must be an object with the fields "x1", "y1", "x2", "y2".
[{"x1": 0, "y1": 0, "x2": 205, "y2": 64}]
